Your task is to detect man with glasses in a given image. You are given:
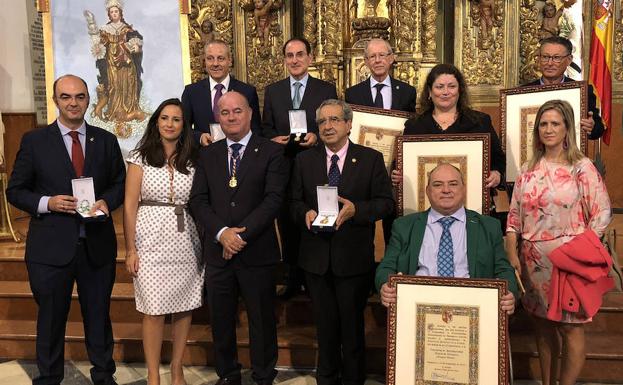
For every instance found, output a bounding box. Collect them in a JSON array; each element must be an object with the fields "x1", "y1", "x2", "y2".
[
  {"x1": 262, "y1": 37, "x2": 337, "y2": 298},
  {"x1": 290, "y1": 99, "x2": 394, "y2": 385},
  {"x1": 182, "y1": 39, "x2": 261, "y2": 146},
  {"x1": 345, "y1": 38, "x2": 416, "y2": 113},
  {"x1": 523, "y1": 36, "x2": 604, "y2": 139}
]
